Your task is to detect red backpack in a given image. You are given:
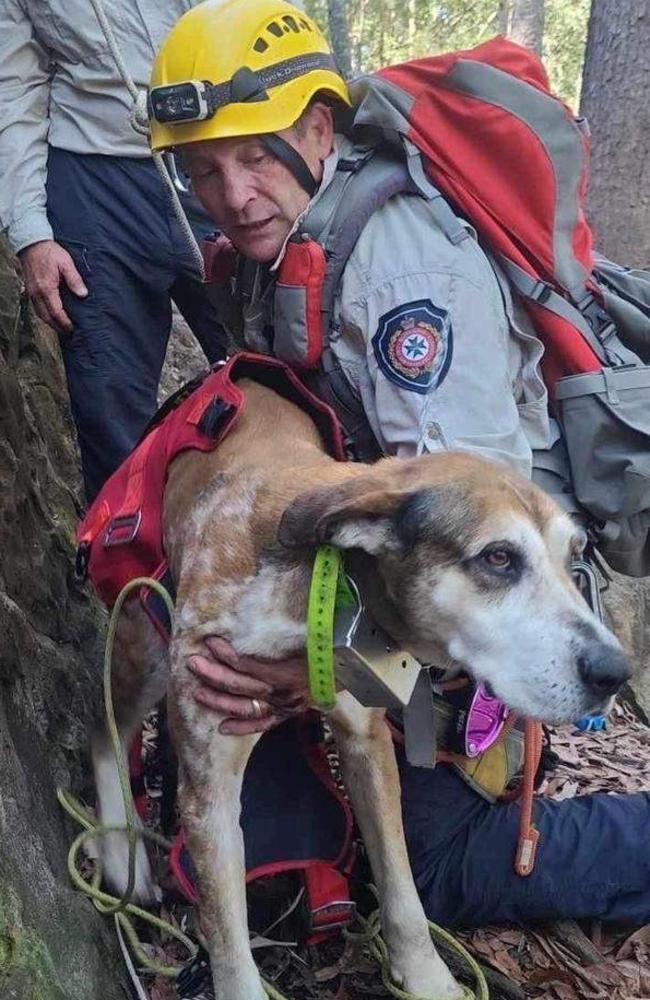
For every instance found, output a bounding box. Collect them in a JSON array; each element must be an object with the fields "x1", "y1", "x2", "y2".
[{"x1": 255, "y1": 37, "x2": 650, "y2": 576}]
